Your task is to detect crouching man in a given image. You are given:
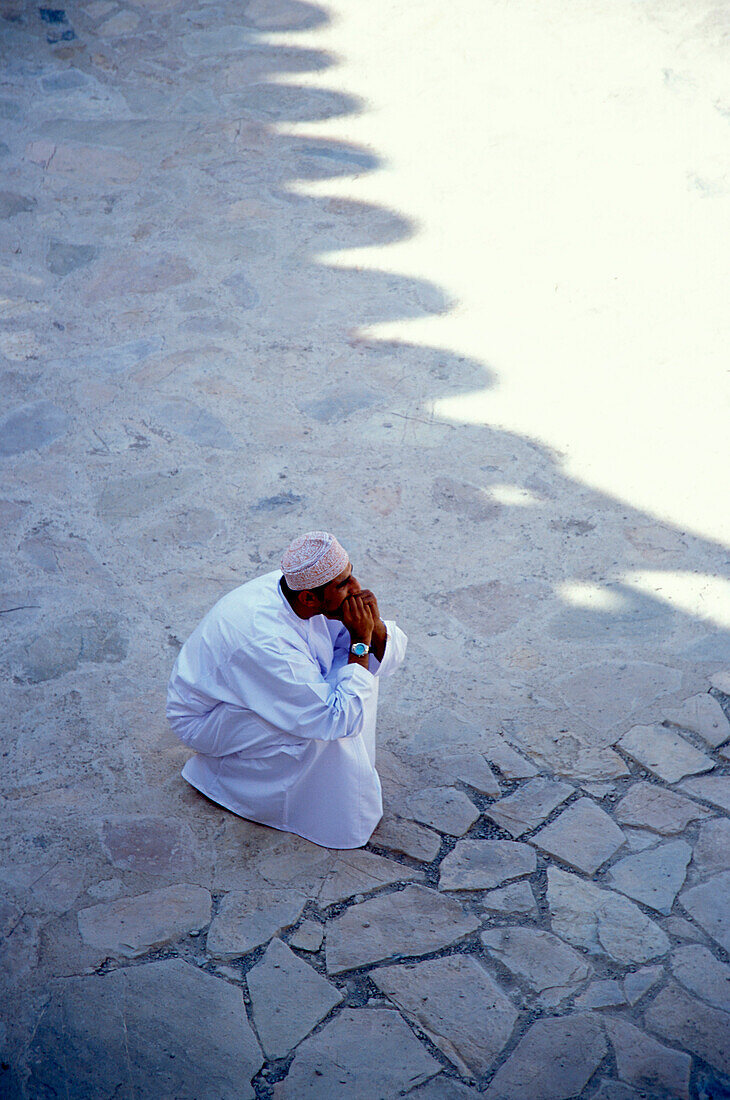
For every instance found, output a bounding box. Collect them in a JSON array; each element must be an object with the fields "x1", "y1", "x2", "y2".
[{"x1": 166, "y1": 531, "x2": 407, "y2": 848}]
